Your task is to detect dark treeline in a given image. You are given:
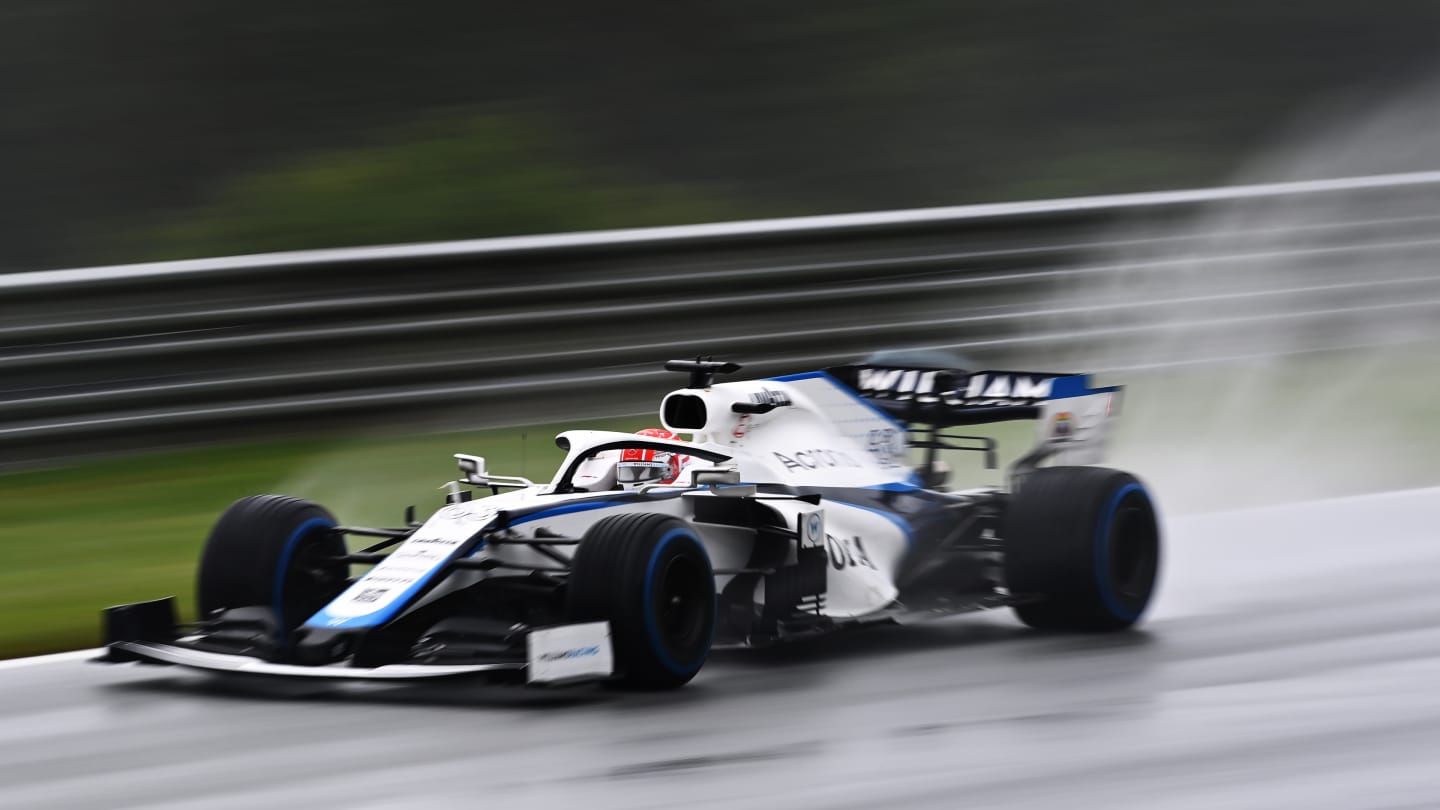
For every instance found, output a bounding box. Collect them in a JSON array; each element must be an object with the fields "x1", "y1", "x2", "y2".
[{"x1": 3, "y1": 1, "x2": 1439, "y2": 269}]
